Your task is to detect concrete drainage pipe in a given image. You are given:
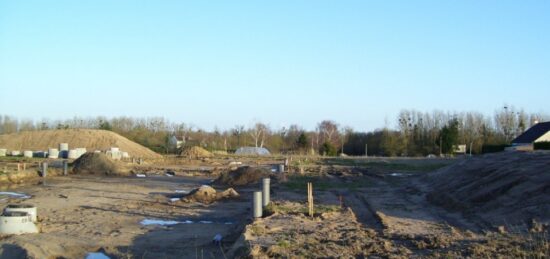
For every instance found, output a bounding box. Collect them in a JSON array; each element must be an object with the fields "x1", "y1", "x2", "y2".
[
  {"x1": 4, "y1": 204, "x2": 37, "y2": 222},
  {"x1": 0, "y1": 211, "x2": 38, "y2": 234}
]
